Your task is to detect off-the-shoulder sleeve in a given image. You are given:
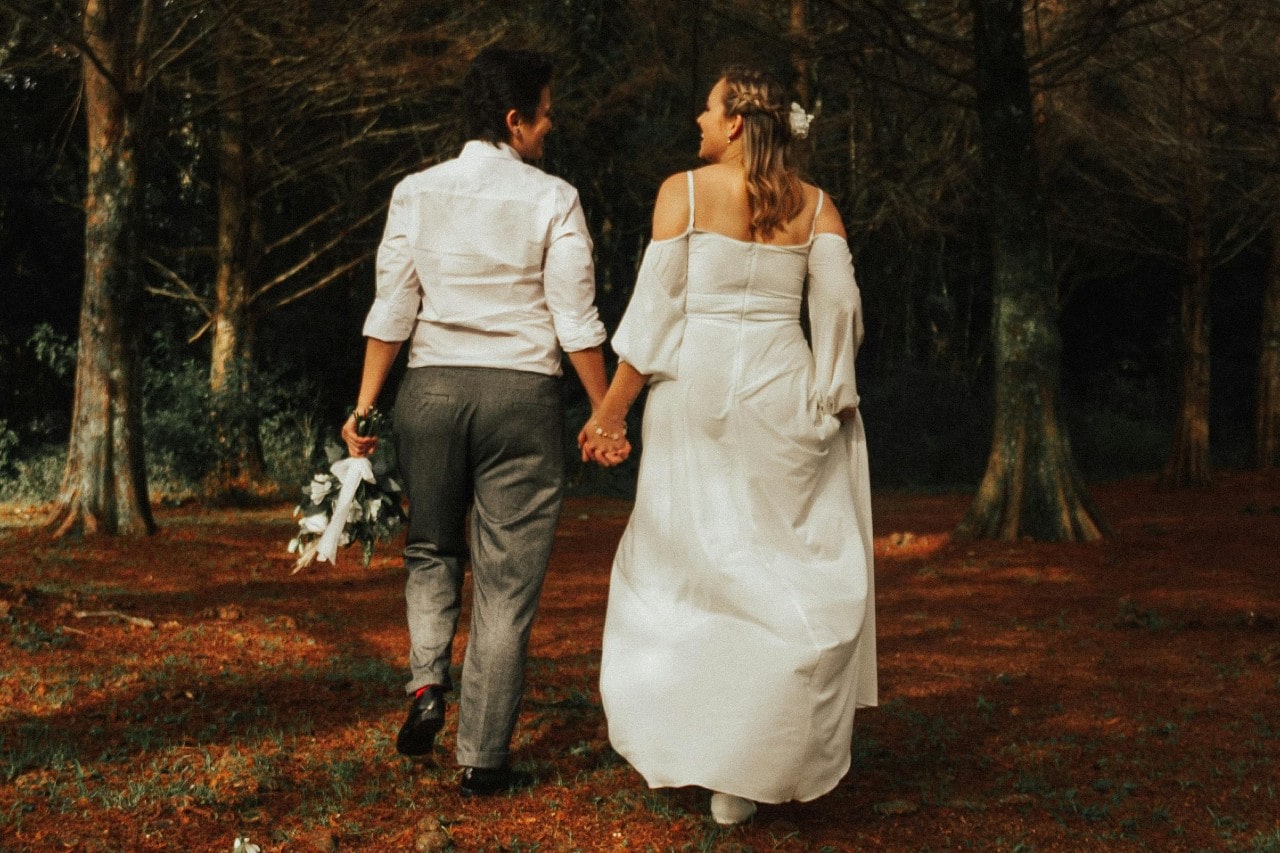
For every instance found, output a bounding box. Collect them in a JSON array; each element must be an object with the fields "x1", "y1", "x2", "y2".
[
  {"x1": 807, "y1": 233, "x2": 863, "y2": 418},
  {"x1": 611, "y1": 235, "x2": 689, "y2": 382}
]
